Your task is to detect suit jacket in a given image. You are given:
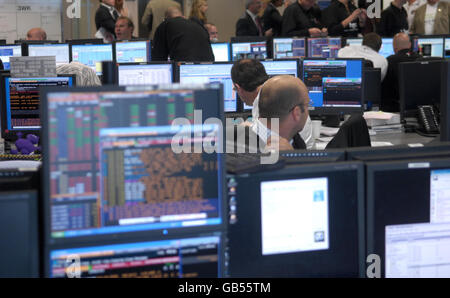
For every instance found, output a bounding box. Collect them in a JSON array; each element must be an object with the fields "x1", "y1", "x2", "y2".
[
  {"x1": 95, "y1": 4, "x2": 118, "y2": 37},
  {"x1": 141, "y1": 0, "x2": 181, "y2": 39},
  {"x1": 236, "y1": 12, "x2": 262, "y2": 36},
  {"x1": 262, "y1": 3, "x2": 282, "y2": 37},
  {"x1": 410, "y1": 1, "x2": 450, "y2": 35}
]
